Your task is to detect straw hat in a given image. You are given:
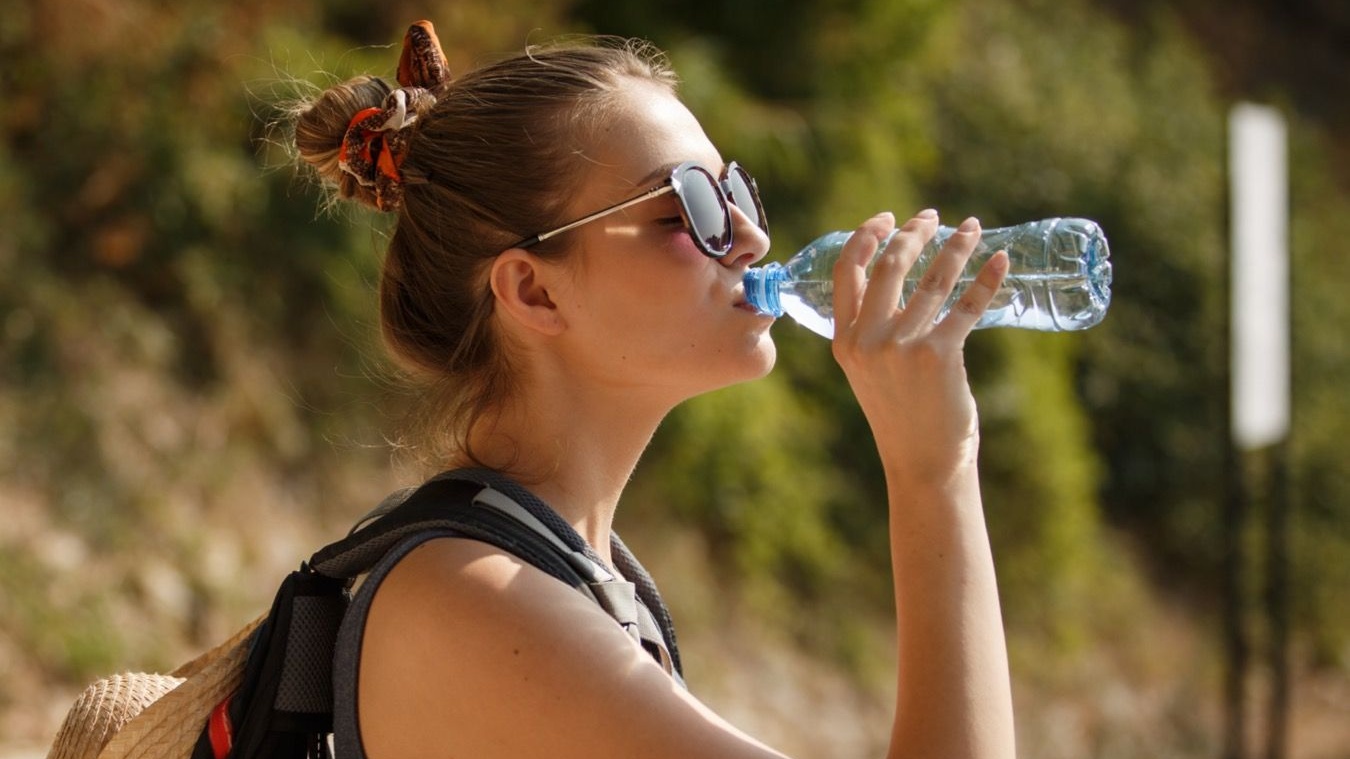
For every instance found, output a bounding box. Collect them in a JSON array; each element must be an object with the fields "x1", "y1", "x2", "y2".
[{"x1": 47, "y1": 615, "x2": 263, "y2": 759}]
